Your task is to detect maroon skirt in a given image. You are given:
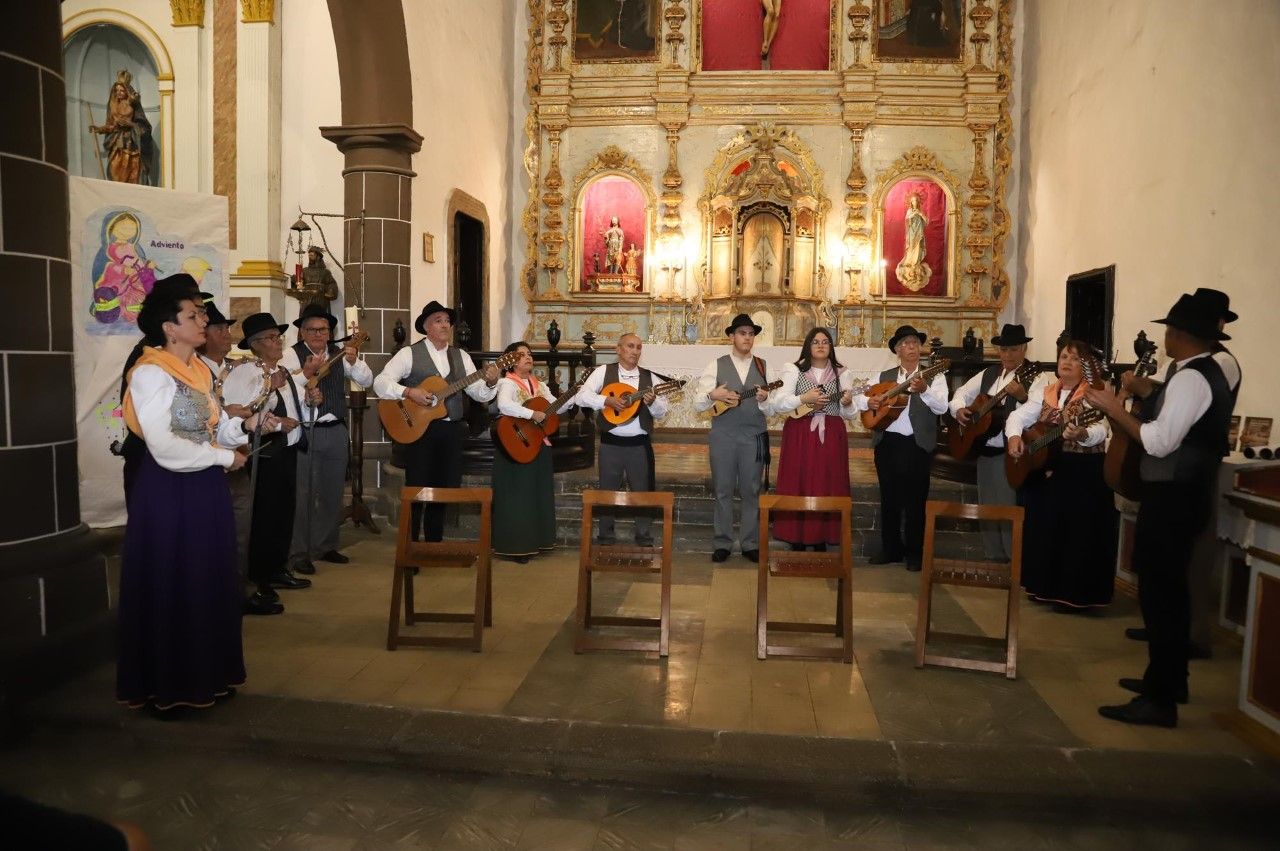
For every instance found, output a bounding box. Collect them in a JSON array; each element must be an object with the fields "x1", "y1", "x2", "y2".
[{"x1": 772, "y1": 414, "x2": 851, "y2": 544}]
